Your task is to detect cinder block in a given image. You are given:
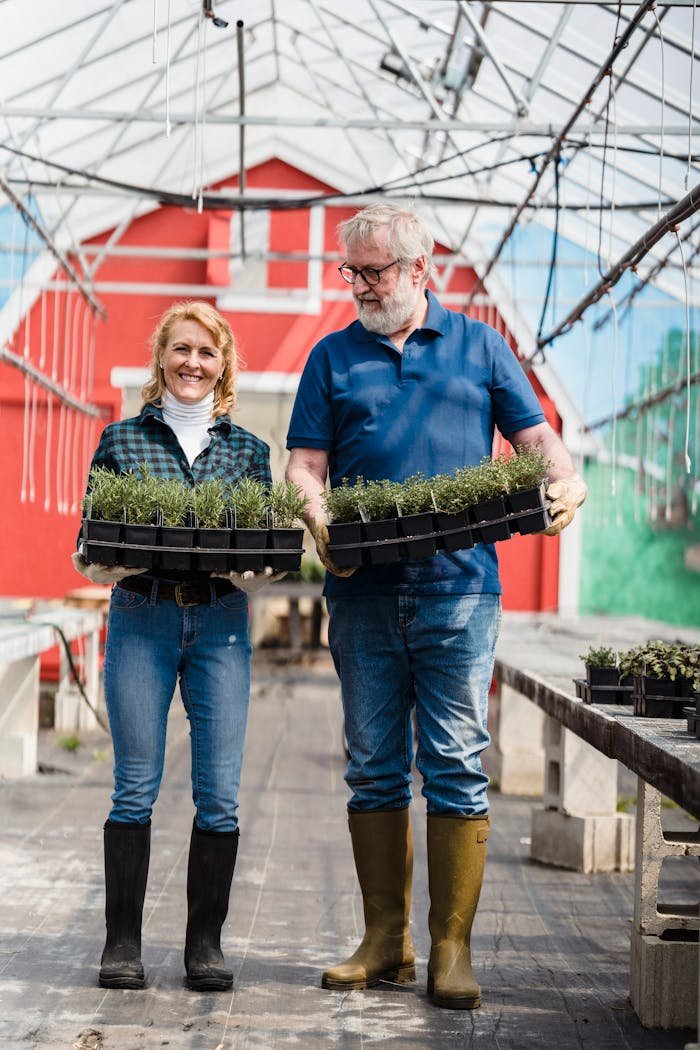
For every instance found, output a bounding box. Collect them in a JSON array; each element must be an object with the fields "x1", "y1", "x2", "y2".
[
  {"x1": 0, "y1": 732, "x2": 37, "y2": 778},
  {"x1": 531, "y1": 806, "x2": 635, "y2": 872},
  {"x1": 630, "y1": 928, "x2": 698, "y2": 1029},
  {"x1": 488, "y1": 682, "x2": 545, "y2": 796}
]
